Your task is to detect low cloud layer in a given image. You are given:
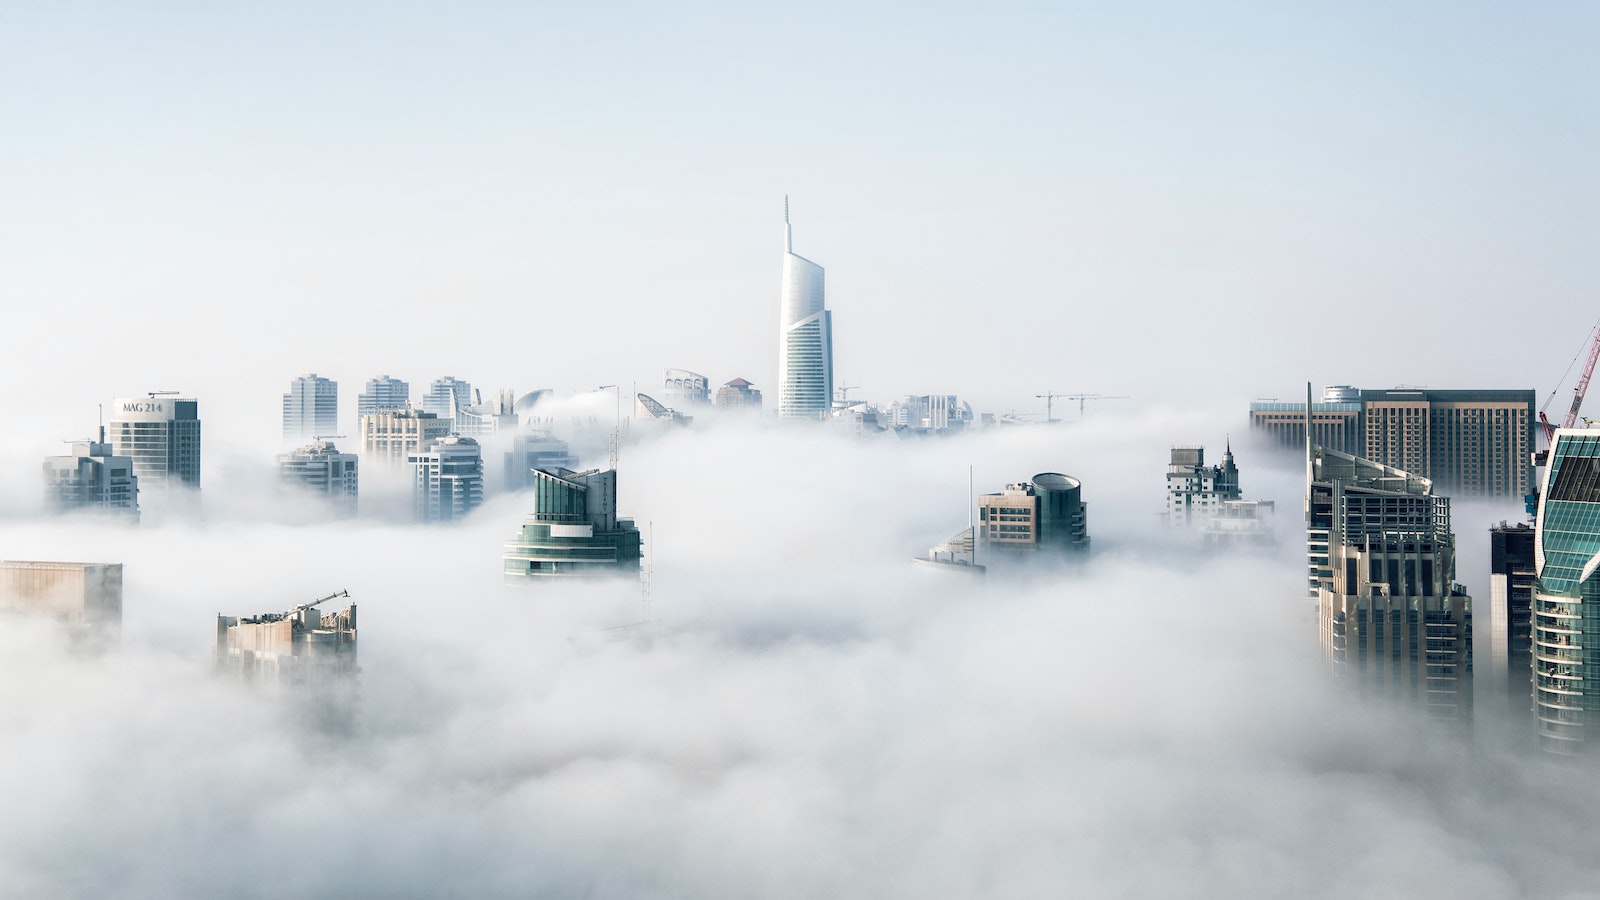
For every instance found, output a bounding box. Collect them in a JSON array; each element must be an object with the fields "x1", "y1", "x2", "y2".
[{"x1": 0, "y1": 411, "x2": 1592, "y2": 899}]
